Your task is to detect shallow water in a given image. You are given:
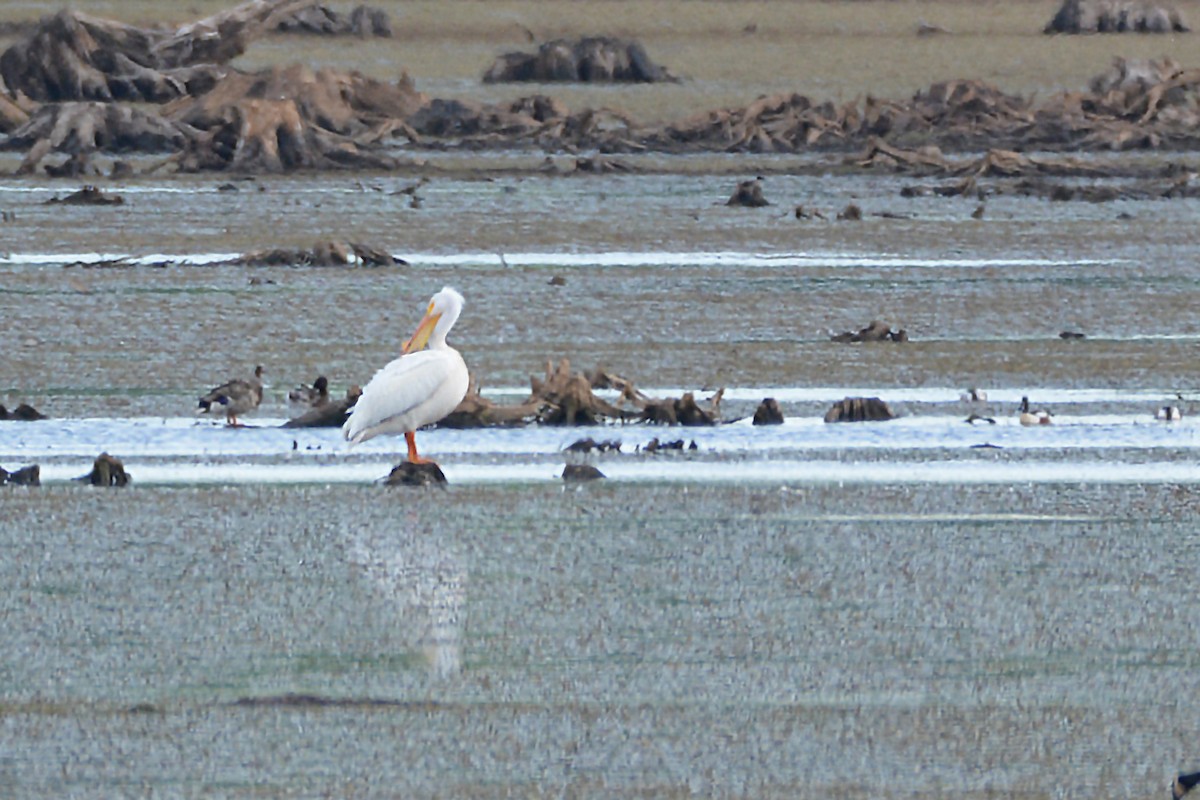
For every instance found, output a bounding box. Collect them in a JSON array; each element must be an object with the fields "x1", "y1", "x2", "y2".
[
  {"x1": 3, "y1": 164, "x2": 1200, "y2": 796},
  {"x1": 2, "y1": 483, "x2": 1199, "y2": 797}
]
